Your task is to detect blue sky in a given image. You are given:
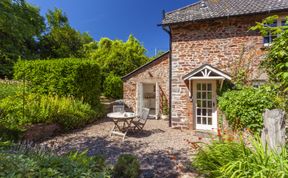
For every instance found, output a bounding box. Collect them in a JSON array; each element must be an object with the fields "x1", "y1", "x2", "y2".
[{"x1": 26, "y1": 0, "x2": 197, "y2": 56}]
